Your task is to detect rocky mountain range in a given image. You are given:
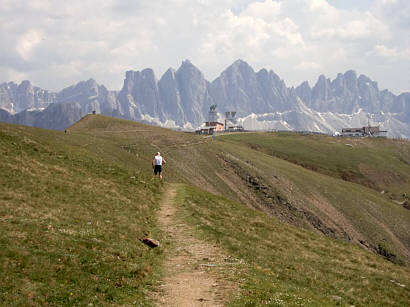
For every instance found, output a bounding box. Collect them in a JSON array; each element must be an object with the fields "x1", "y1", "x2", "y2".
[{"x1": 0, "y1": 60, "x2": 409, "y2": 137}]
